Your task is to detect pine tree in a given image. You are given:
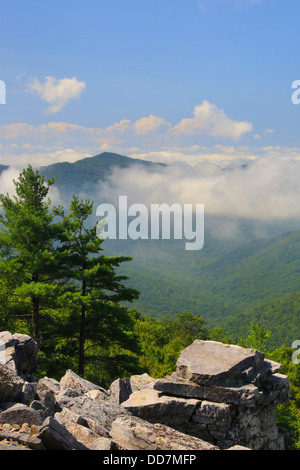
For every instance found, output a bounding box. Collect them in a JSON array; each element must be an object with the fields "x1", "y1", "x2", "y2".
[
  {"x1": 0, "y1": 165, "x2": 62, "y2": 340},
  {"x1": 56, "y1": 196, "x2": 140, "y2": 377}
]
